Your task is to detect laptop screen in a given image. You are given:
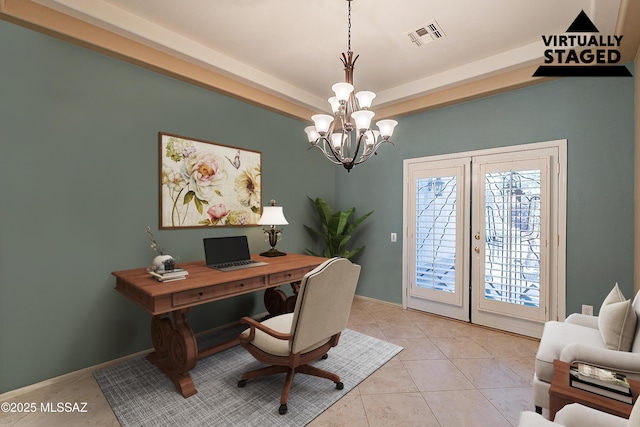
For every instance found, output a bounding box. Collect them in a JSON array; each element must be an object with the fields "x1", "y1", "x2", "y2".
[{"x1": 203, "y1": 236, "x2": 251, "y2": 266}]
